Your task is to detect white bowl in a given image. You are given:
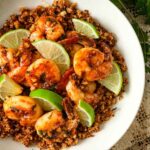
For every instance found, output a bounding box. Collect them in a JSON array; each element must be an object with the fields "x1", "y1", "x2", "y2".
[{"x1": 0, "y1": 0, "x2": 145, "y2": 150}]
